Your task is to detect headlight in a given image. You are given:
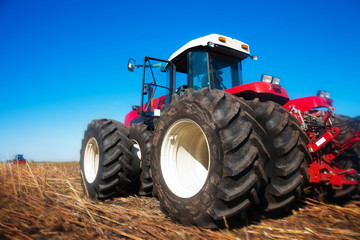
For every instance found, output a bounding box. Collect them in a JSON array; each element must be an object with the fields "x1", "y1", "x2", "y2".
[
  {"x1": 261, "y1": 74, "x2": 280, "y2": 85},
  {"x1": 272, "y1": 77, "x2": 280, "y2": 85},
  {"x1": 261, "y1": 74, "x2": 273, "y2": 83},
  {"x1": 317, "y1": 90, "x2": 330, "y2": 99}
]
